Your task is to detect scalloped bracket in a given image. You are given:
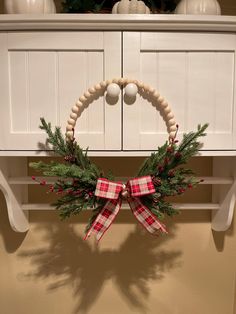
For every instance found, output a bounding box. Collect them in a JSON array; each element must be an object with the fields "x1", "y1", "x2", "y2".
[
  {"x1": 0, "y1": 157, "x2": 29, "y2": 232},
  {"x1": 212, "y1": 157, "x2": 236, "y2": 231}
]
